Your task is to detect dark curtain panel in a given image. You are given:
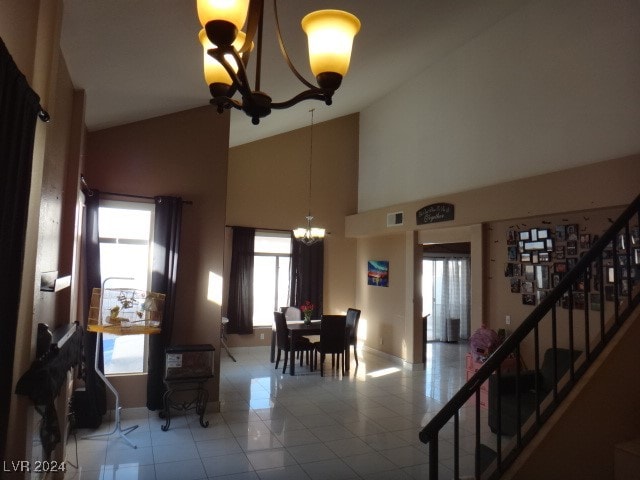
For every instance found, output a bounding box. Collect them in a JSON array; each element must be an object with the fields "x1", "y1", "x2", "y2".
[
  {"x1": 79, "y1": 191, "x2": 106, "y2": 424},
  {"x1": 147, "y1": 196, "x2": 182, "y2": 410},
  {"x1": 227, "y1": 227, "x2": 255, "y2": 334},
  {"x1": 0, "y1": 37, "x2": 42, "y2": 459},
  {"x1": 289, "y1": 237, "x2": 324, "y2": 317}
]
